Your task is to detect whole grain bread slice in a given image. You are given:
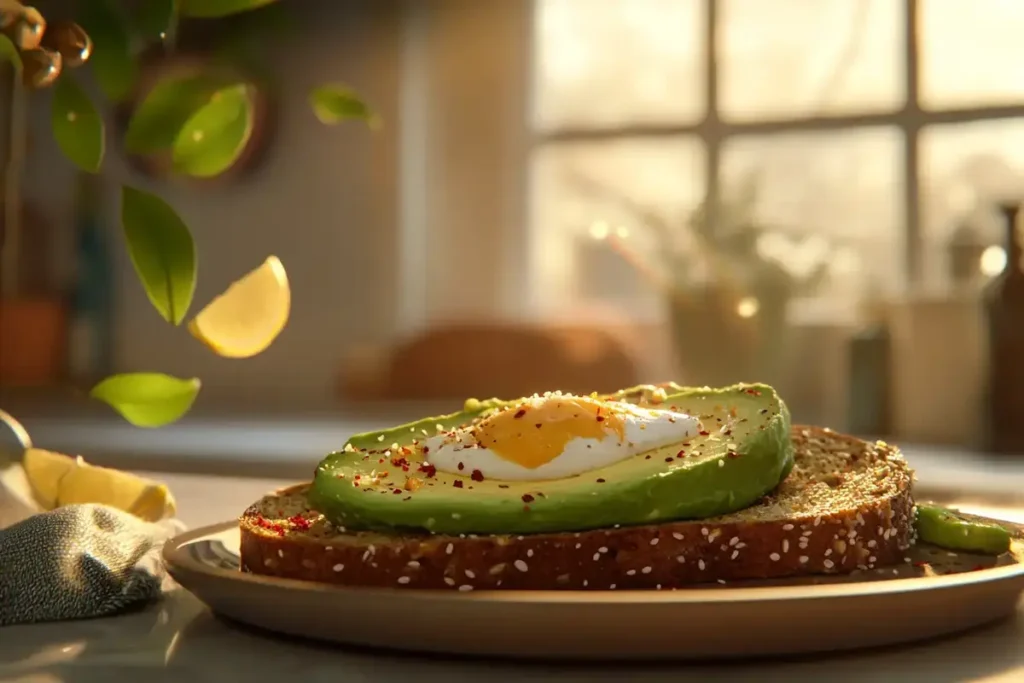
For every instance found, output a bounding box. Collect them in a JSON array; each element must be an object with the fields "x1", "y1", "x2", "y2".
[{"x1": 239, "y1": 426, "x2": 915, "y2": 591}]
